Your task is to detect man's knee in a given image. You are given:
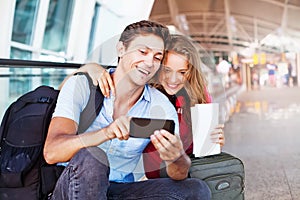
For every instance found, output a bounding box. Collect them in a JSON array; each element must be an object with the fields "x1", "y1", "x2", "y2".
[
  {"x1": 52, "y1": 147, "x2": 109, "y2": 199},
  {"x1": 187, "y1": 178, "x2": 211, "y2": 200}
]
